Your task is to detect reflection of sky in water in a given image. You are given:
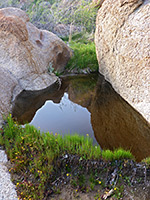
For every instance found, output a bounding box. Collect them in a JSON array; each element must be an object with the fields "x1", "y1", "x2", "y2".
[{"x1": 30, "y1": 93, "x2": 97, "y2": 143}]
